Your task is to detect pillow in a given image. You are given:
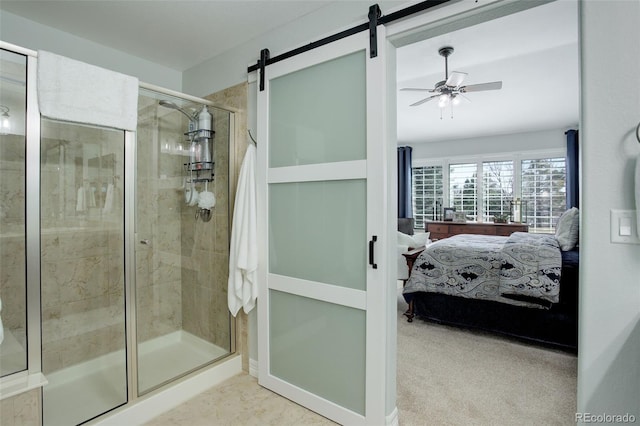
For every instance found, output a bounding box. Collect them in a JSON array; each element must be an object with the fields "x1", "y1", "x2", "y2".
[
  {"x1": 412, "y1": 232, "x2": 431, "y2": 247},
  {"x1": 397, "y1": 231, "x2": 431, "y2": 249},
  {"x1": 555, "y1": 207, "x2": 579, "y2": 251},
  {"x1": 397, "y1": 231, "x2": 416, "y2": 248}
]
